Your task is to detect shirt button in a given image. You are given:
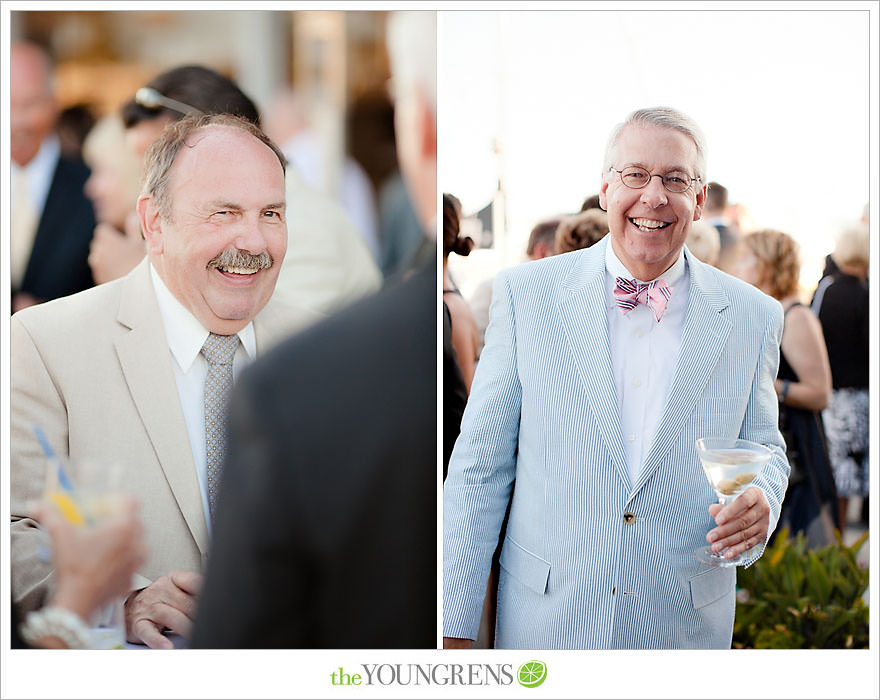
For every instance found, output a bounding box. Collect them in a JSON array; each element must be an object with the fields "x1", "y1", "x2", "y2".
[
  {"x1": 633, "y1": 379, "x2": 641, "y2": 387},
  {"x1": 636, "y1": 330, "x2": 644, "y2": 338},
  {"x1": 627, "y1": 434, "x2": 635, "y2": 442},
  {"x1": 623, "y1": 512, "x2": 636, "y2": 524}
]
